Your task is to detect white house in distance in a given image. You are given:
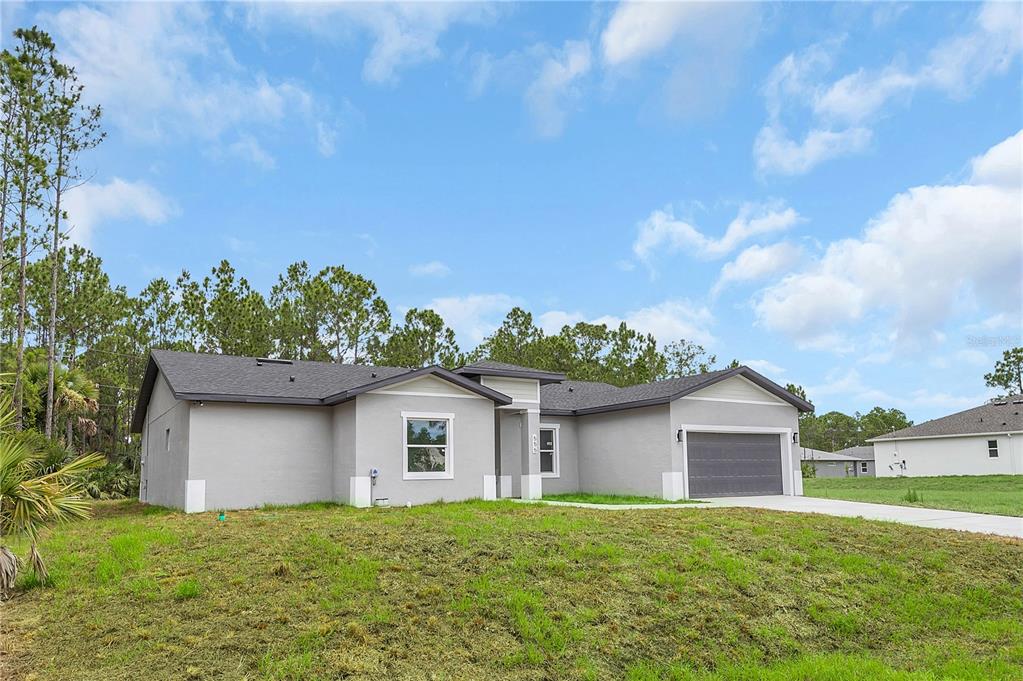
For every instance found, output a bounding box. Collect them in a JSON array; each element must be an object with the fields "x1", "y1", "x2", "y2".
[{"x1": 869, "y1": 396, "x2": 1023, "y2": 477}]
